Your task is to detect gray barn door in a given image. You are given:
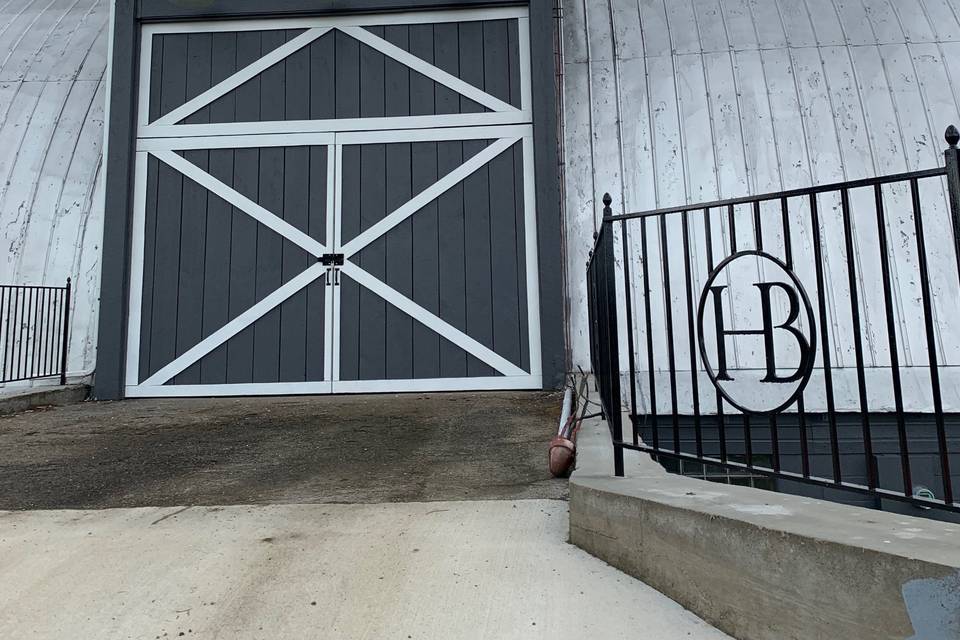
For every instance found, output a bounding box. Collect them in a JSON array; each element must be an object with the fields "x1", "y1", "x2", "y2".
[{"x1": 125, "y1": 8, "x2": 540, "y2": 397}]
